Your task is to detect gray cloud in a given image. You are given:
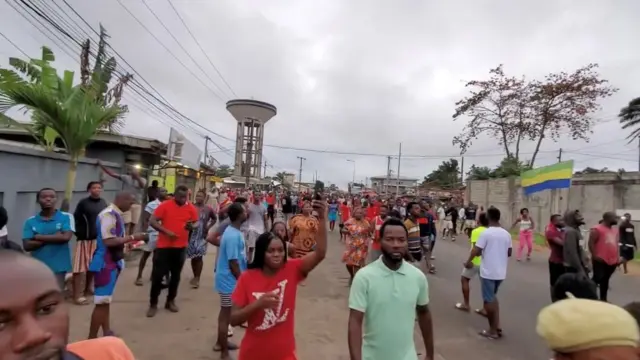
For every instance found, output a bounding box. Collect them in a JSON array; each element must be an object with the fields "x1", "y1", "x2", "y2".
[{"x1": 1, "y1": 0, "x2": 640, "y2": 188}]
